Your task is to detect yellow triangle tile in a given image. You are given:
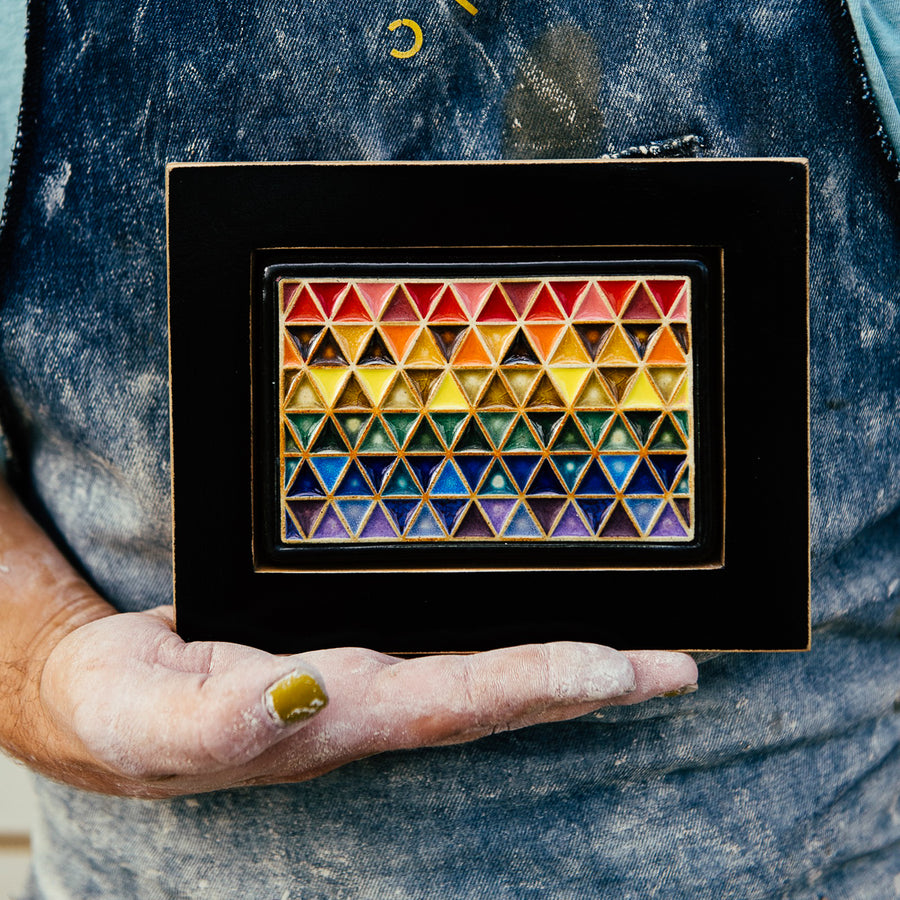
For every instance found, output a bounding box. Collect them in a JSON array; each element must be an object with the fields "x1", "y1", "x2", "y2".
[
  {"x1": 668, "y1": 375, "x2": 691, "y2": 408},
  {"x1": 548, "y1": 367, "x2": 591, "y2": 404},
  {"x1": 478, "y1": 325, "x2": 517, "y2": 363},
  {"x1": 382, "y1": 374, "x2": 422, "y2": 409},
  {"x1": 334, "y1": 373, "x2": 374, "y2": 410},
  {"x1": 306, "y1": 368, "x2": 350, "y2": 406},
  {"x1": 404, "y1": 329, "x2": 445, "y2": 367},
  {"x1": 620, "y1": 369, "x2": 663, "y2": 409},
  {"x1": 596, "y1": 326, "x2": 640, "y2": 366},
  {"x1": 649, "y1": 366, "x2": 686, "y2": 403},
  {"x1": 429, "y1": 373, "x2": 469, "y2": 410},
  {"x1": 332, "y1": 325, "x2": 373, "y2": 363},
  {"x1": 356, "y1": 368, "x2": 397, "y2": 405},
  {"x1": 479, "y1": 373, "x2": 516, "y2": 409},
  {"x1": 575, "y1": 372, "x2": 616, "y2": 408},
  {"x1": 457, "y1": 368, "x2": 493, "y2": 405},
  {"x1": 549, "y1": 329, "x2": 592, "y2": 365},
  {"x1": 503, "y1": 369, "x2": 542, "y2": 405},
  {"x1": 284, "y1": 373, "x2": 325, "y2": 410}
]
